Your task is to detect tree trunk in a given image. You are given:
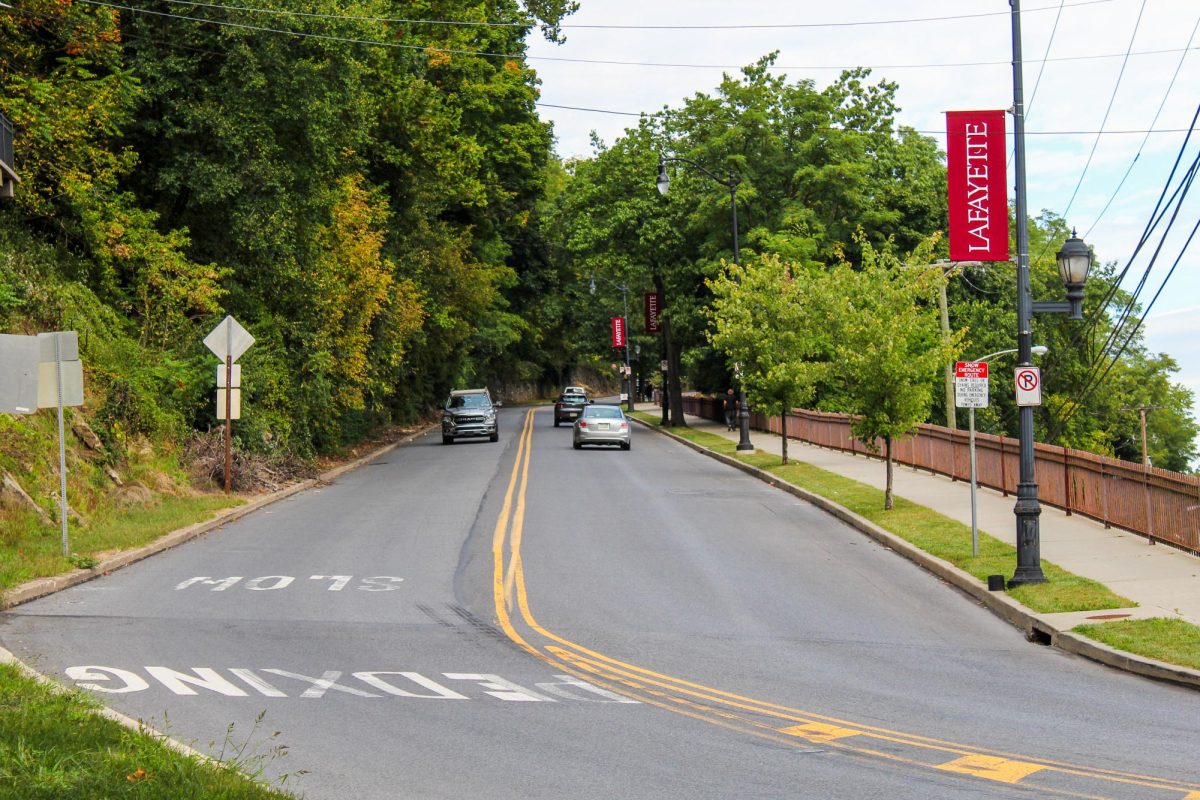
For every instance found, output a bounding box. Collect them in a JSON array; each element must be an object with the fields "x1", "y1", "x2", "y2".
[
  {"x1": 781, "y1": 409, "x2": 789, "y2": 465},
  {"x1": 664, "y1": 318, "x2": 686, "y2": 427},
  {"x1": 884, "y1": 435, "x2": 894, "y2": 510}
]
